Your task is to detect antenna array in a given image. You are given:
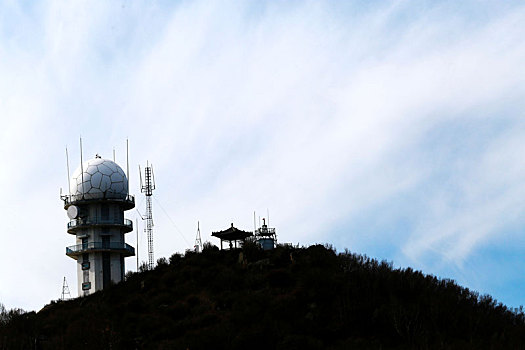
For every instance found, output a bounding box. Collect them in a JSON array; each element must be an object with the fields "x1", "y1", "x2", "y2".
[{"x1": 140, "y1": 162, "x2": 156, "y2": 269}]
